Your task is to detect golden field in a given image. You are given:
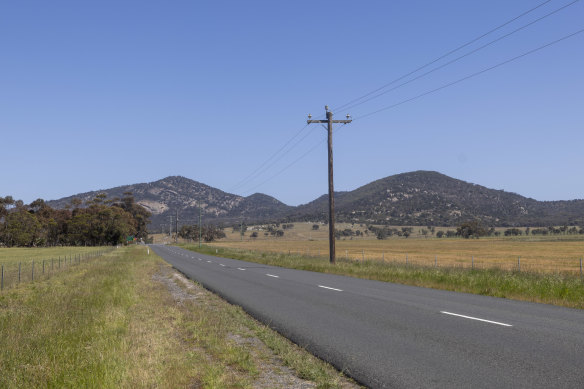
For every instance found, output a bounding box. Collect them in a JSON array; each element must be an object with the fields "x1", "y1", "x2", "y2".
[{"x1": 157, "y1": 222, "x2": 584, "y2": 274}]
